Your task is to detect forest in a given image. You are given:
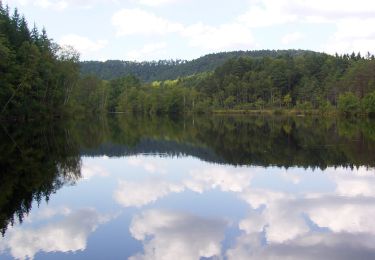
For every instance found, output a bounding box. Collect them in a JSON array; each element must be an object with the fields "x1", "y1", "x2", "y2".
[
  {"x1": 0, "y1": 4, "x2": 79, "y2": 120},
  {"x1": 1, "y1": 4, "x2": 375, "y2": 119},
  {"x1": 81, "y1": 52, "x2": 375, "y2": 116},
  {"x1": 80, "y1": 49, "x2": 314, "y2": 82}
]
